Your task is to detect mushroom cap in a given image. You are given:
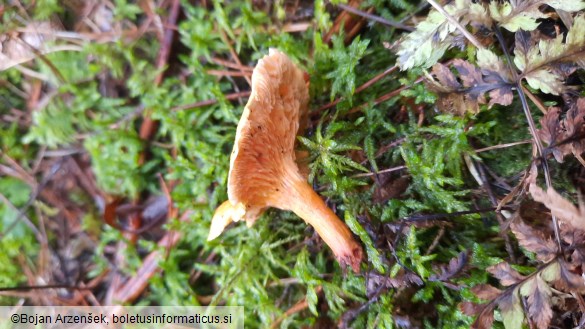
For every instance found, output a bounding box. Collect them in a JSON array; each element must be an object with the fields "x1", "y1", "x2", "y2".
[{"x1": 227, "y1": 49, "x2": 309, "y2": 224}]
